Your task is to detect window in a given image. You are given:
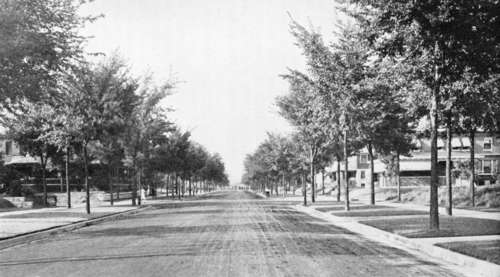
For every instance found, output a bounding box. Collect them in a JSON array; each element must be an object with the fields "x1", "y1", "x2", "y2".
[
  {"x1": 437, "y1": 139, "x2": 445, "y2": 150},
  {"x1": 360, "y1": 154, "x2": 368, "y2": 164},
  {"x1": 451, "y1": 137, "x2": 462, "y2": 150},
  {"x1": 5, "y1": 141, "x2": 12, "y2": 155},
  {"x1": 483, "y1": 160, "x2": 492, "y2": 174},
  {"x1": 461, "y1": 137, "x2": 471, "y2": 150},
  {"x1": 484, "y1": 137, "x2": 492, "y2": 151},
  {"x1": 411, "y1": 139, "x2": 421, "y2": 152},
  {"x1": 360, "y1": 171, "x2": 366, "y2": 179}
]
